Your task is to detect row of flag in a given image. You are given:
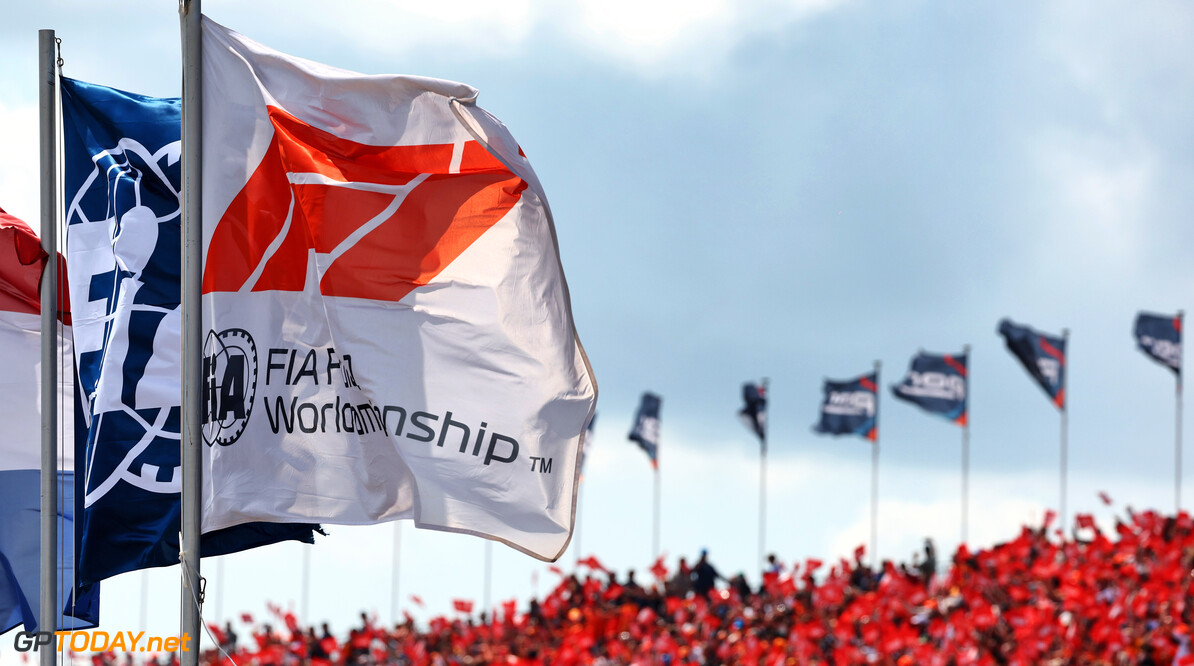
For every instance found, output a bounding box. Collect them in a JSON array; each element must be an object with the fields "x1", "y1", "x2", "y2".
[
  {"x1": 621, "y1": 313, "x2": 1181, "y2": 462},
  {"x1": 2, "y1": 15, "x2": 597, "y2": 635}
]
